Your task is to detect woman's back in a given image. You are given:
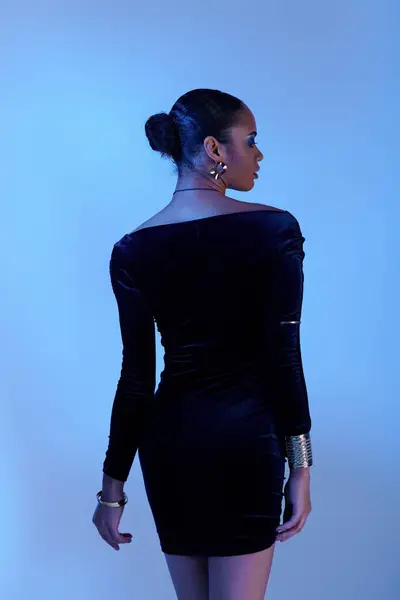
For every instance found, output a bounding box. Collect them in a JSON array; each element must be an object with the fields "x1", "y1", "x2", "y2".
[{"x1": 119, "y1": 207, "x2": 290, "y2": 390}]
